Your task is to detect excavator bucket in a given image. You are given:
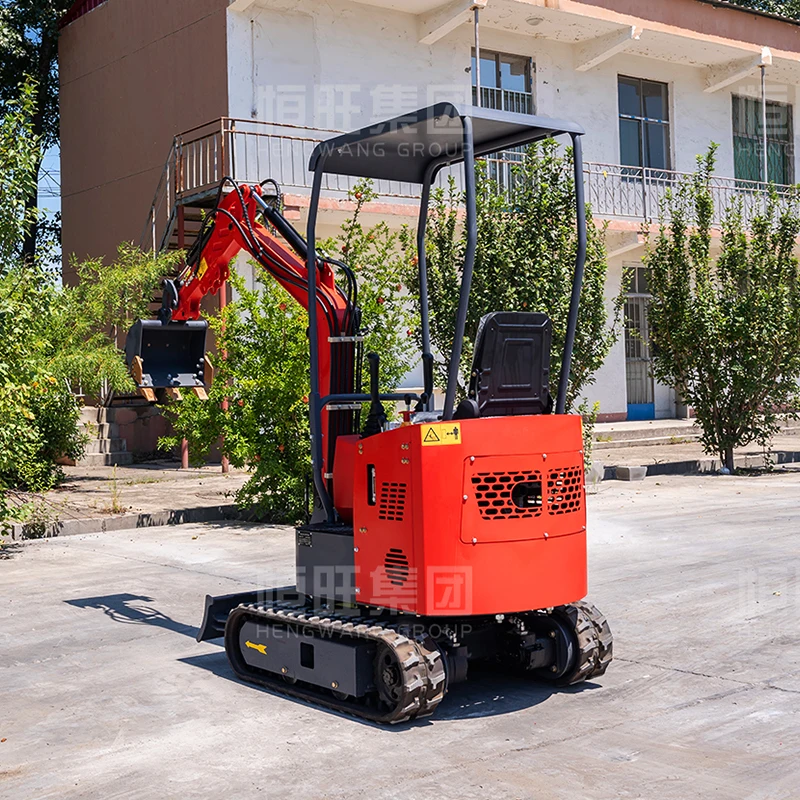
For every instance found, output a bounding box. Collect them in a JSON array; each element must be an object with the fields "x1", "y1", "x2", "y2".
[{"x1": 124, "y1": 319, "x2": 211, "y2": 400}]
